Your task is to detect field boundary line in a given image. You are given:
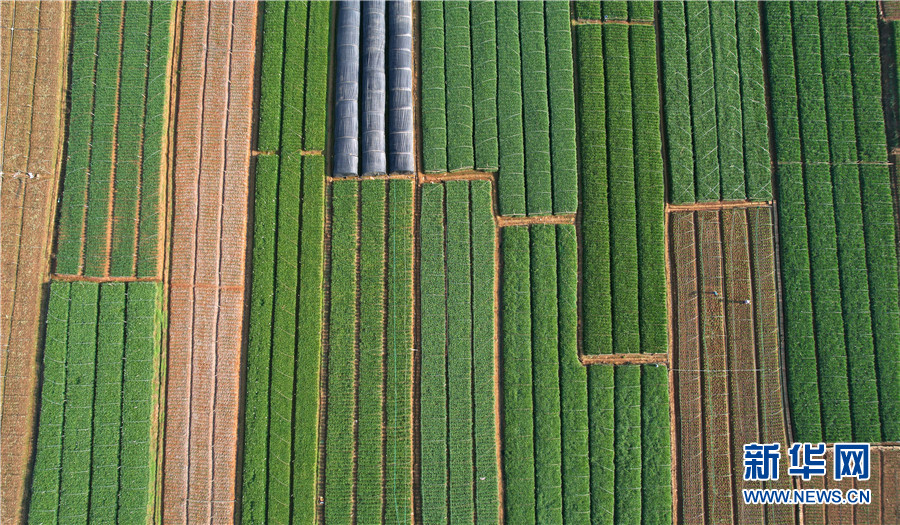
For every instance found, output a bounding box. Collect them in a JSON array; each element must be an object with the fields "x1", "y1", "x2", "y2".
[
  {"x1": 666, "y1": 201, "x2": 772, "y2": 212},
  {"x1": 50, "y1": 273, "x2": 162, "y2": 283},
  {"x1": 571, "y1": 18, "x2": 653, "y2": 27},
  {"x1": 495, "y1": 214, "x2": 575, "y2": 227},
  {"x1": 579, "y1": 353, "x2": 668, "y2": 366},
  {"x1": 419, "y1": 170, "x2": 494, "y2": 183}
]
